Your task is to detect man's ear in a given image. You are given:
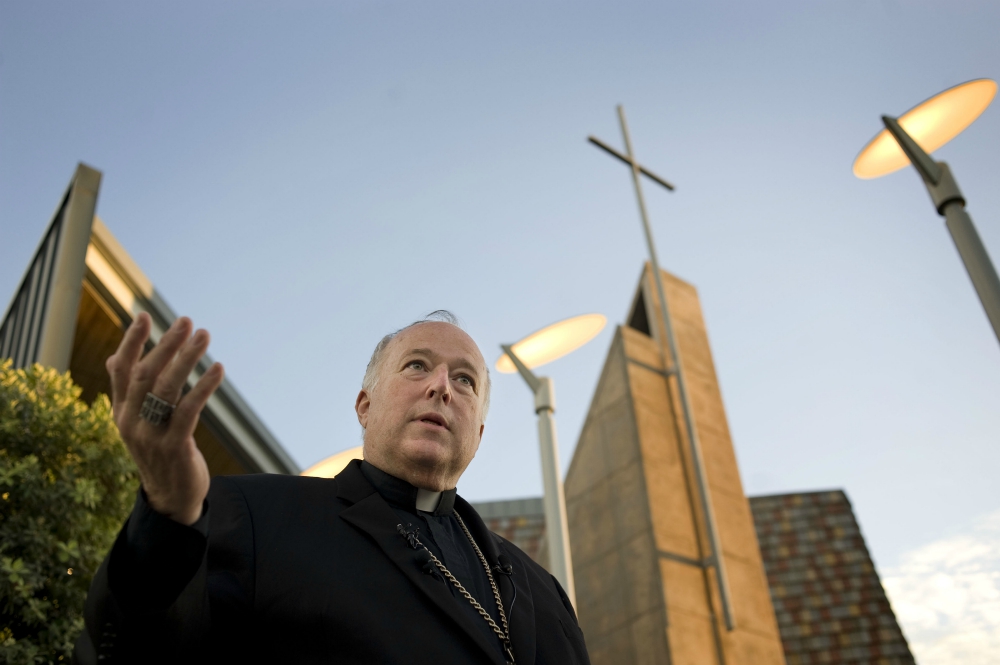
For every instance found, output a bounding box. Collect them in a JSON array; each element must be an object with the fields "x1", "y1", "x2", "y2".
[
  {"x1": 478, "y1": 423, "x2": 484, "y2": 441},
  {"x1": 355, "y1": 390, "x2": 371, "y2": 429}
]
